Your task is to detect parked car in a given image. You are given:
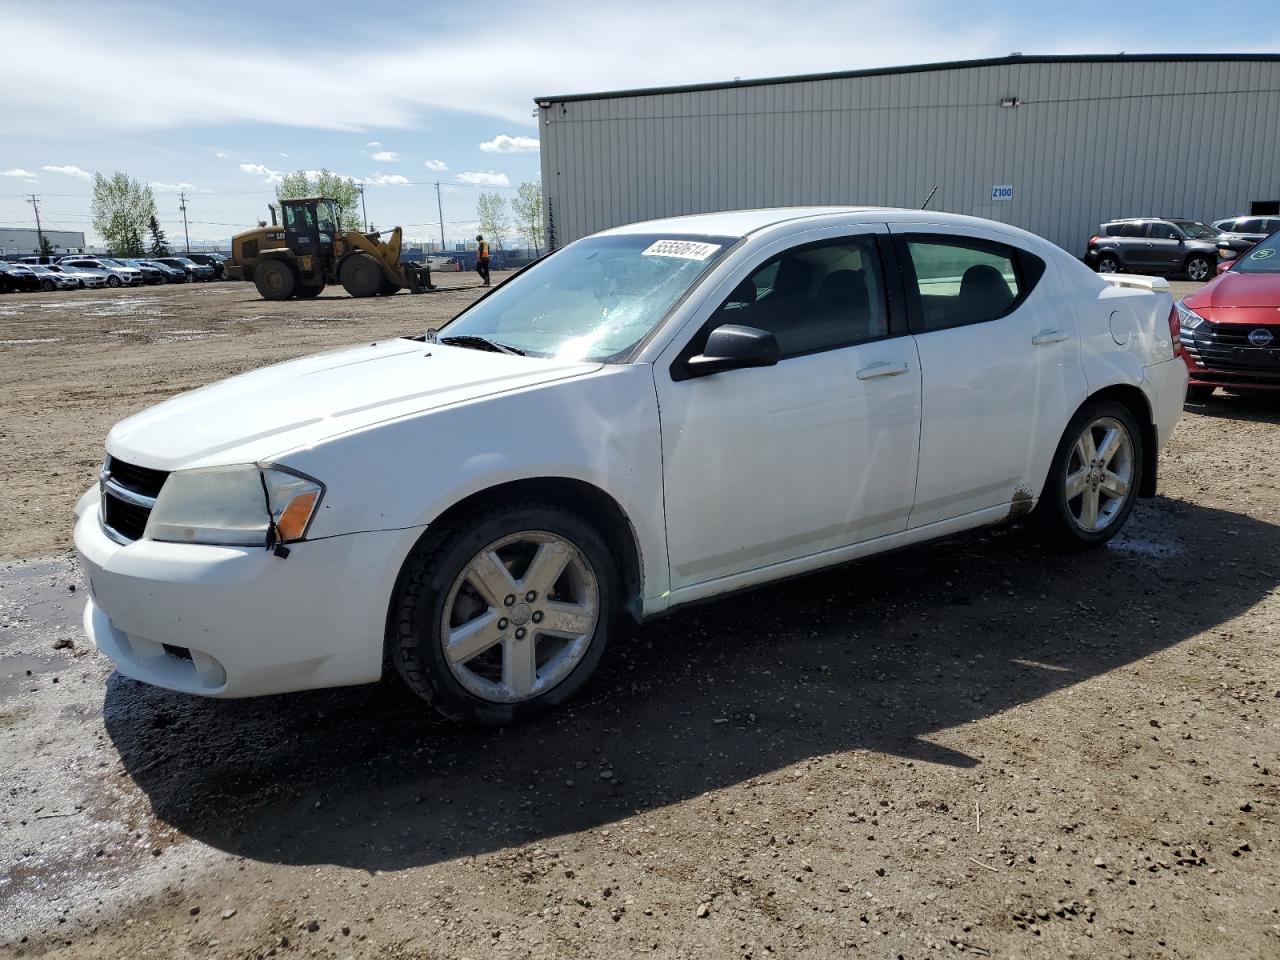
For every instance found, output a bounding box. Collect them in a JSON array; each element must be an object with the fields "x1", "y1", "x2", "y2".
[
  {"x1": 0, "y1": 262, "x2": 41, "y2": 293},
  {"x1": 75, "y1": 208, "x2": 1186, "y2": 723},
  {"x1": 1176, "y1": 229, "x2": 1280, "y2": 400},
  {"x1": 1212, "y1": 215, "x2": 1280, "y2": 258},
  {"x1": 117, "y1": 258, "x2": 166, "y2": 285},
  {"x1": 137, "y1": 259, "x2": 186, "y2": 283},
  {"x1": 184, "y1": 253, "x2": 225, "y2": 279},
  {"x1": 426, "y1": 255, "x2": 460, "y2": 271},
  {"x1": 1085, "y1": 218, "x2": 1222, "y2": 281},
  {"x1": 155, "y1": 256, "x2": 214, "y2": 281},
  {"x1": 26, "y1": 263, "x2": 81, "y2": 291},
  {"x1": 51, "y1": 263, "x2": 107, "y2": 289},
  {"x1": 58, "y1": 257, "x2": 144, "y2": 288}
]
